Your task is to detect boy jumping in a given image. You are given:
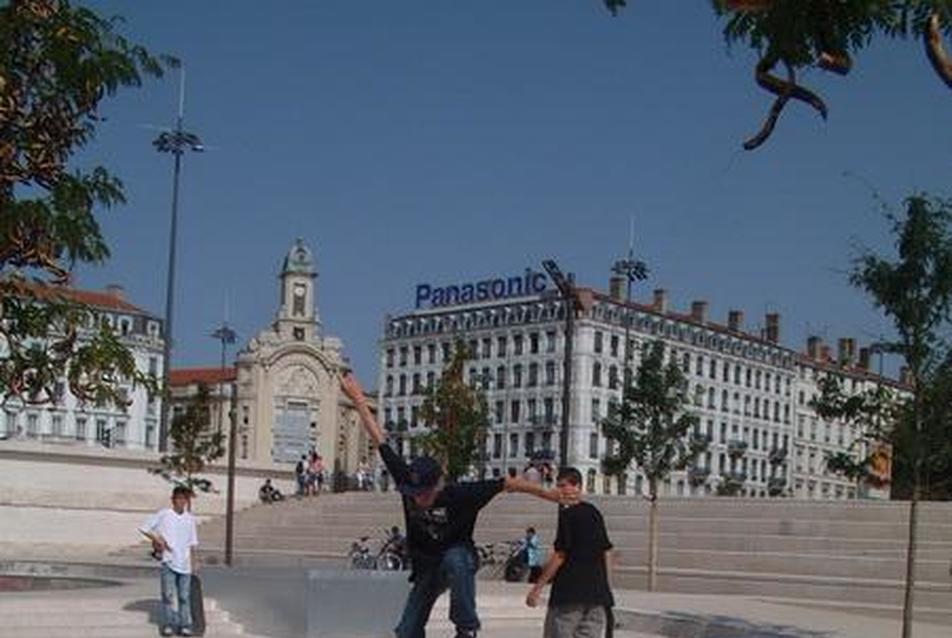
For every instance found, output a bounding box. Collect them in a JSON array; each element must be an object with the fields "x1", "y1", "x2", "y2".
[
  {"x1": 526, "y1": 467, "x2": 614, "y2": 638},
  {"x1": 341, "y1": 373, "x2": 573, "y2": 638}
]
